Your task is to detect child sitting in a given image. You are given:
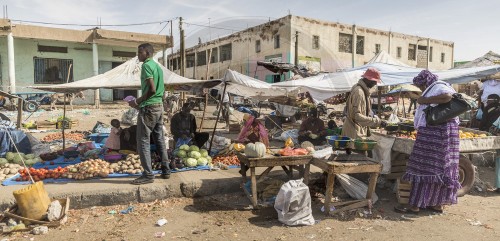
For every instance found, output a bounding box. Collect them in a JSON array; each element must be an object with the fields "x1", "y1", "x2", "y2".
[
  {"x1": 105, "y1": 119, "x2": 122, "y2": 151},
  {"x1": 325, "y1": 119, "x2": 339, "y2": 136}
]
